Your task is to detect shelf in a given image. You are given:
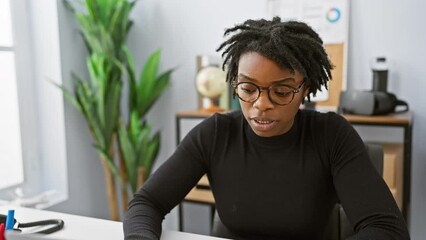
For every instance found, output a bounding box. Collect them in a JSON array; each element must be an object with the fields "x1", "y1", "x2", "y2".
[{"x1": 184, "y1": 175, "x2": 214, "y2": 205}]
